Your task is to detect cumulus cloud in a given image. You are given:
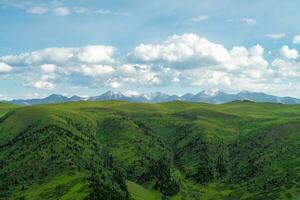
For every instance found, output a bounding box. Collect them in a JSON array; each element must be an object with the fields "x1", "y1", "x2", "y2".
[
  {"x1": 26, "y1": 74, "x2": 57, "y2": 90},
  {"x1": 0, "y1": 45, "x2": 116, "y2": 90},
  {"x1": 80, "y1": 65, "x2": 115, "y2": 77},
  {"x1": 180, "y1": 68, "x2": 274, "y2": 93},
  {"x1": 132, "y1": 33, "x2": 231, "y2": 67},
  {"x1": 105, "y1": 78, "x2": 121, "y2": 89},
  {"x1": 131, "y1": 34, "x2": 269, "y2": 78},
  {"x1": 266, "y1": 33, "x2": 286, "y2": 40},
  {"x1": 33, "y1": 80, "x2": 55, "y2": 90},
  {"x1": 226, "y1": 45, "x2": 270, "y2": 79},
  {"x1": 241, "y1": 18, "x2": 257, "y2": 26},
  {"x1": 2, "y1": 33, "x2": 300, "y2": 95},
  {"x1": 184, "y1": 69, "x2": 231, "y2": 87},
  {"x1": 122, "y1": 90, "x2": 140, "y2": 96},
  {"x1": 112, "y1": 64, "x2": 162, "y2": 87},
  {"x1": 129, "y1": 34, "x2": 287, "y2": 93},
  {"x1": 293, "y1": 35, "x2": 300, "y2": 44},
  {"x1": 0, "y1": 44, "x2": 165, "y2": 90},
  {"x1": 0, "y1": 62, "x2": 13, "y2": 73},
  {"x1": 77, "y1": 45, "x2": 115, "y2": 63},
  {"x1": 0, "y1": 45, "x2": 115, "y2": 66},
  {"x1": 41, "y1": 64, "x2": 56, "y2": 73},
  {"x1": 272, "y1": 59, "x2": 300, "y2": 77},
  {"x1": 279, "y1": 45, "x2": 298, "y2": 60}
]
